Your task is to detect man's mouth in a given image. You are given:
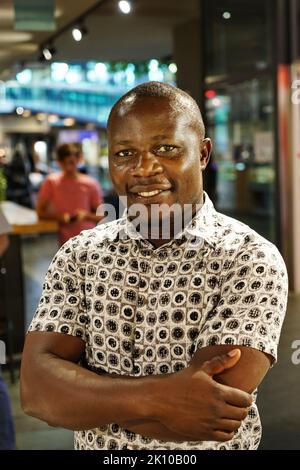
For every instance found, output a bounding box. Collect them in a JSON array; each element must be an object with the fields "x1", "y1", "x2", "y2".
[
  {"x1": 129, "y1": 184, "x2": 172, "y2": 199},
  {"x1": 137, "y1": 189, "x2": 164, "y2": 197}
]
